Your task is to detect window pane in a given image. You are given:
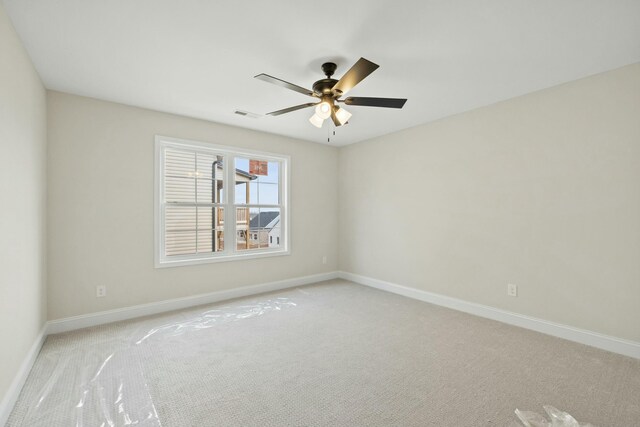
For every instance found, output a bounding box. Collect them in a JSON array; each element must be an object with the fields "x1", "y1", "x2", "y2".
[
  {"x1": 236, "y1": 160, "x2": 255, "y2": 195},
  {"x1": 235, "y1": 158, "x2": 280, "y2": 205},
  {"x1": 196, "y1": 207, "x2": 213, "y2": 230},
  {"x1": 235, "y1": 181, "x2": 248, "y2": 204},
  {"x1": 214, "y1": 207, "x2": 224, "y2": 252},
  {"x1": 251, "y1": 208, "x2": 280, "y2": 228},
  {"x1": 197, "y1": 230, "x2": 214, "y2": 253},
  {"x1": 196, "y1": 153, "x2": 222, "y2": 180},
  {"x1": 164, "y1": 206, "x2": 224, "y2": 255},
  {"x1": 197, "y1": 207, "x2": 224, "y2": 253},
  {"x1": 196, "y1": 153, "x2": 223, "y2": 203},
  {"x1": 249, "y1": 182, "x2": 258, "y2": 205},
  {"x1": 196, "y1": 178, "x2": 214, "y2": 203},
  {"x1": 166, "y1": 230, "x2": 197, "y2": 256},
  {"x1": 216, "y1": 229, "x2": 225, "y2": 251},
  {"x1": 260, "y1": 161, "x2": 279, "y2": 184},
  {"x1": 235, "y1": 207, "x2": 251, "y2": 251},
  {"x1": 258, "y1": 183, "x2": 279, "y2": 205},
  {"x1": 234, "y1": 157, "x2": 254, "y2": 204},
  {"x1": 165, "y1": 176, "x2": 195, "y2": 203},
  {"x1": 165, "y1": 148, "x2": 195, "y2": 178},
  {"x1": 235, "y1": 157, "x2": 249, "y2": 175},
  {"x1": 165, "y1": 205, "x2": 196, "y2": 232},
  {"x1": 236, "y1": 207, "x2": 250, "y2": 227},
  {"x1": 239, "y1": 208, "x2": 280, "y2": 251},
  {"x1": 197, "y1": 232, "x2": 212, "y2": 253}
]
